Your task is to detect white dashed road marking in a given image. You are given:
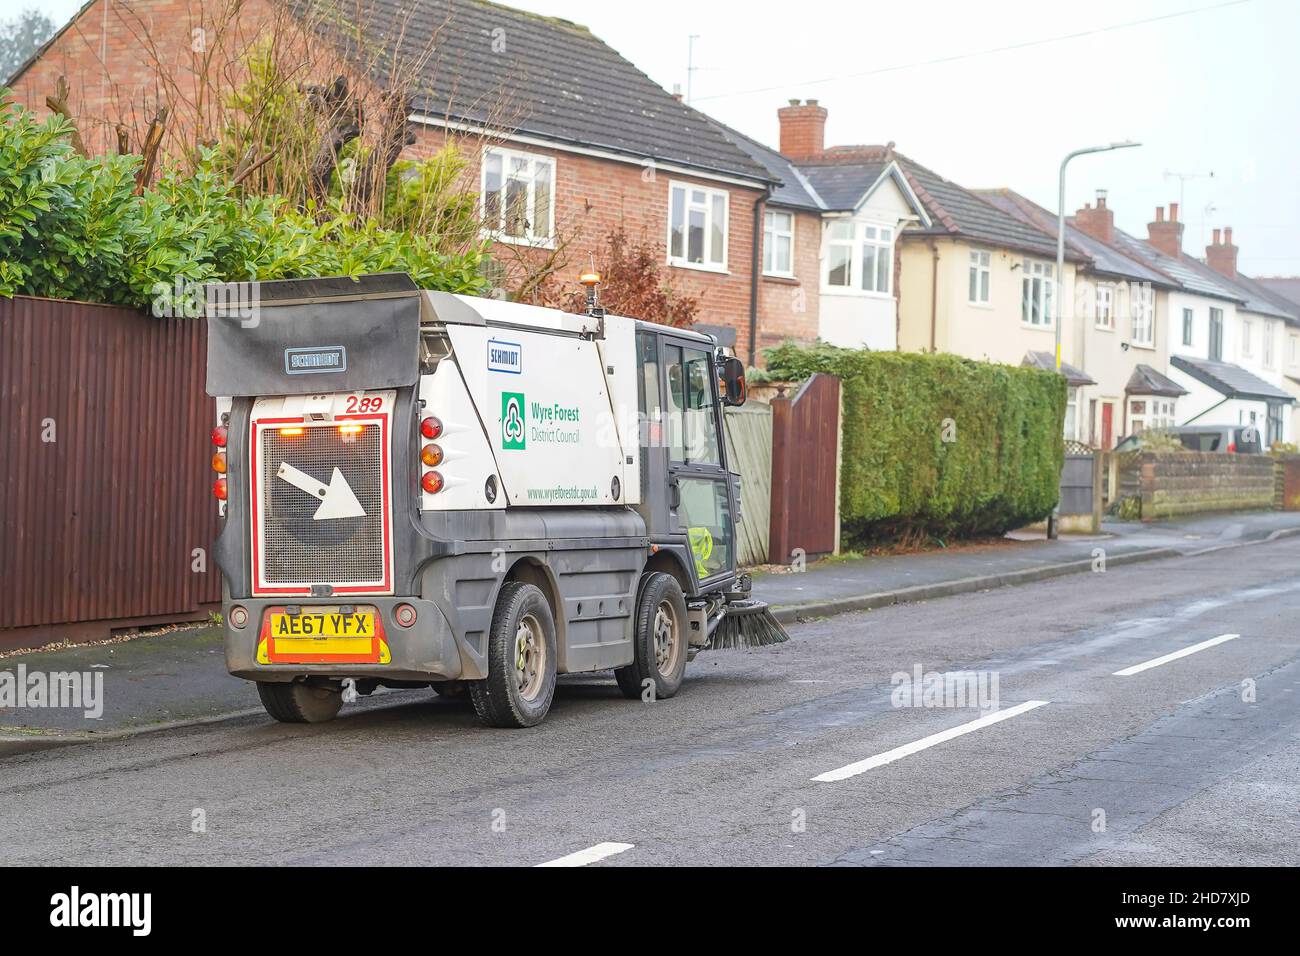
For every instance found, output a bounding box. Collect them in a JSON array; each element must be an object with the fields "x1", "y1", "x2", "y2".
[
  {"x1": 1112, "y1": 633, "x2": 1240, "y2": 677},
  {"x1": 535, "y1": 842, "x2": 635, "y2": 867},
  {"x1": 812, "y1": 700, "x2": 1051, "y2": 782}
]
